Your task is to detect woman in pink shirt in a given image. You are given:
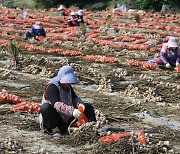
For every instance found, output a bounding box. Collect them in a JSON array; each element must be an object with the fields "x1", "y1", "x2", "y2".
[{"x1": 157, "y1": 37, "x2": 180, "y2": 68}]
